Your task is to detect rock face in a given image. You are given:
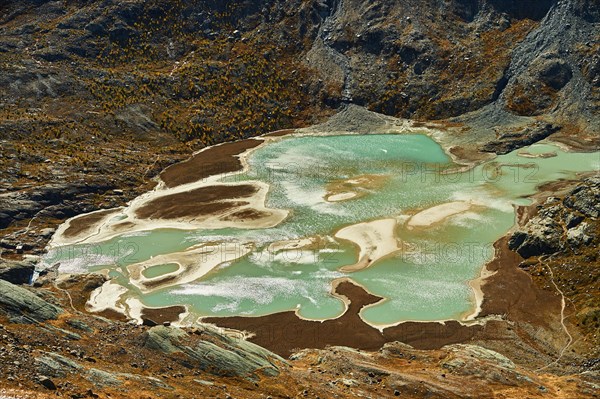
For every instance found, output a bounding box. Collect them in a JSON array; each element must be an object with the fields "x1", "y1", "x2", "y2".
[
  {"x1": 141, "y1": 325, "x2": 284, "y2": 379},
  {"x1": 563, "y1": 178, "x2": 600, "y2": 218},
  {"x1": 0, "y1": 279, "x2": 63, "y2": 323},
  {"x1": 0, "y1": 182, "x2": 115, "y2": 230},
  {"x1": 440, "y1": 344, "x2": 519, "y2": 383},
  {"x1": 509, "y1": 177, "x2": 599, "y2": 258},
  {"x1": 0, "y1": 259, "x2": 35, "y2": 284},
  {"x1": 508, "y1": 204, "x2": 564, "y2": 258},
  {"x1": 481, "y1": 123, "x2": 561, "y2": 154}
]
